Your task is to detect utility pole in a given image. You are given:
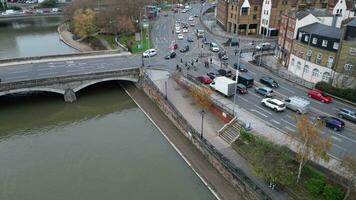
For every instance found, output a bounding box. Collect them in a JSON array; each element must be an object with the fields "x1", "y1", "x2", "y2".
[
  {"x1": 200, "y1": 110, "x2": 205, "y2": 139},
  {"x1": 259, "y1": 30, "x2": 264, "y2": 66},
  {"x1": 232, "y1": 33, "x2": 240, "y2": 116}
]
